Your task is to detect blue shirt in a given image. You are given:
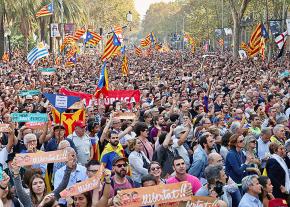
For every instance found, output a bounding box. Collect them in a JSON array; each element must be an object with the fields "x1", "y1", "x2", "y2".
[
  {"x1": 54, "y1": 164, "x2": 88, "y2": 205},
  {"x1": 238, "y1": 193, "x2": 263, "y2": 207},
  {"x1": 101, "y1": 151, "x2": 119, "y2": 170},
  {"x1": 44, "y1": 137, "x2": 77, "y2": 152}
]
